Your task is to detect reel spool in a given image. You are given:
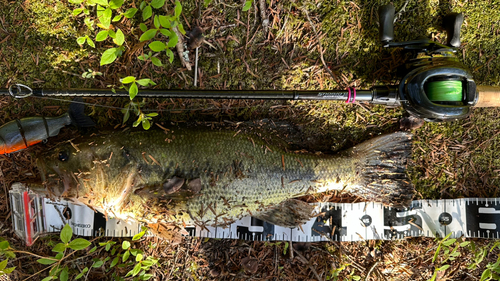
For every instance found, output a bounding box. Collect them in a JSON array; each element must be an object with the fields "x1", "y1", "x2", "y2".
[{"x1": 425, "y1": 80, "x2": 463, "y2": 103}]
